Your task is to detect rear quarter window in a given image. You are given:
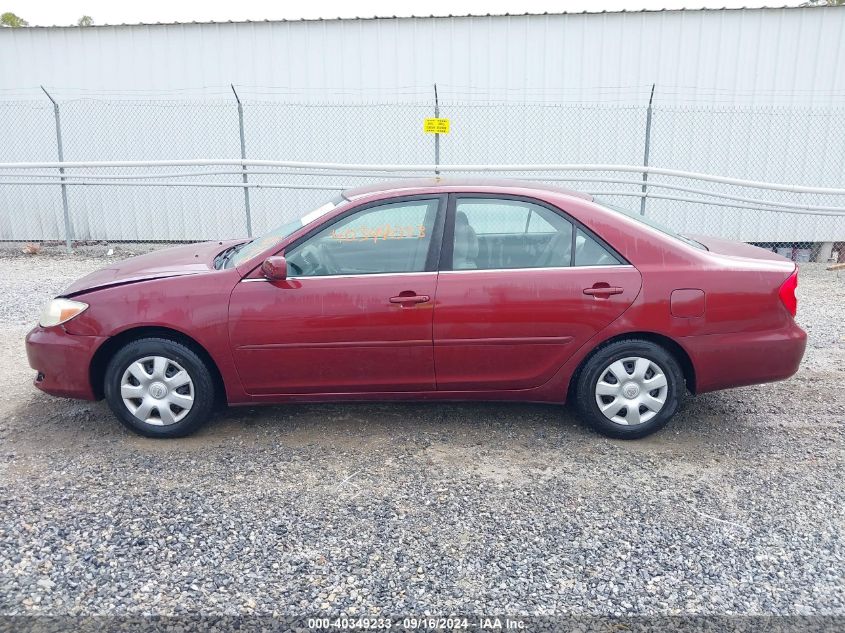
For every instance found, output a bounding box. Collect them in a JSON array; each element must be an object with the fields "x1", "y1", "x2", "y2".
[{"x1": 595, "y1": 199, "x2": 707, "y2": 250}]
